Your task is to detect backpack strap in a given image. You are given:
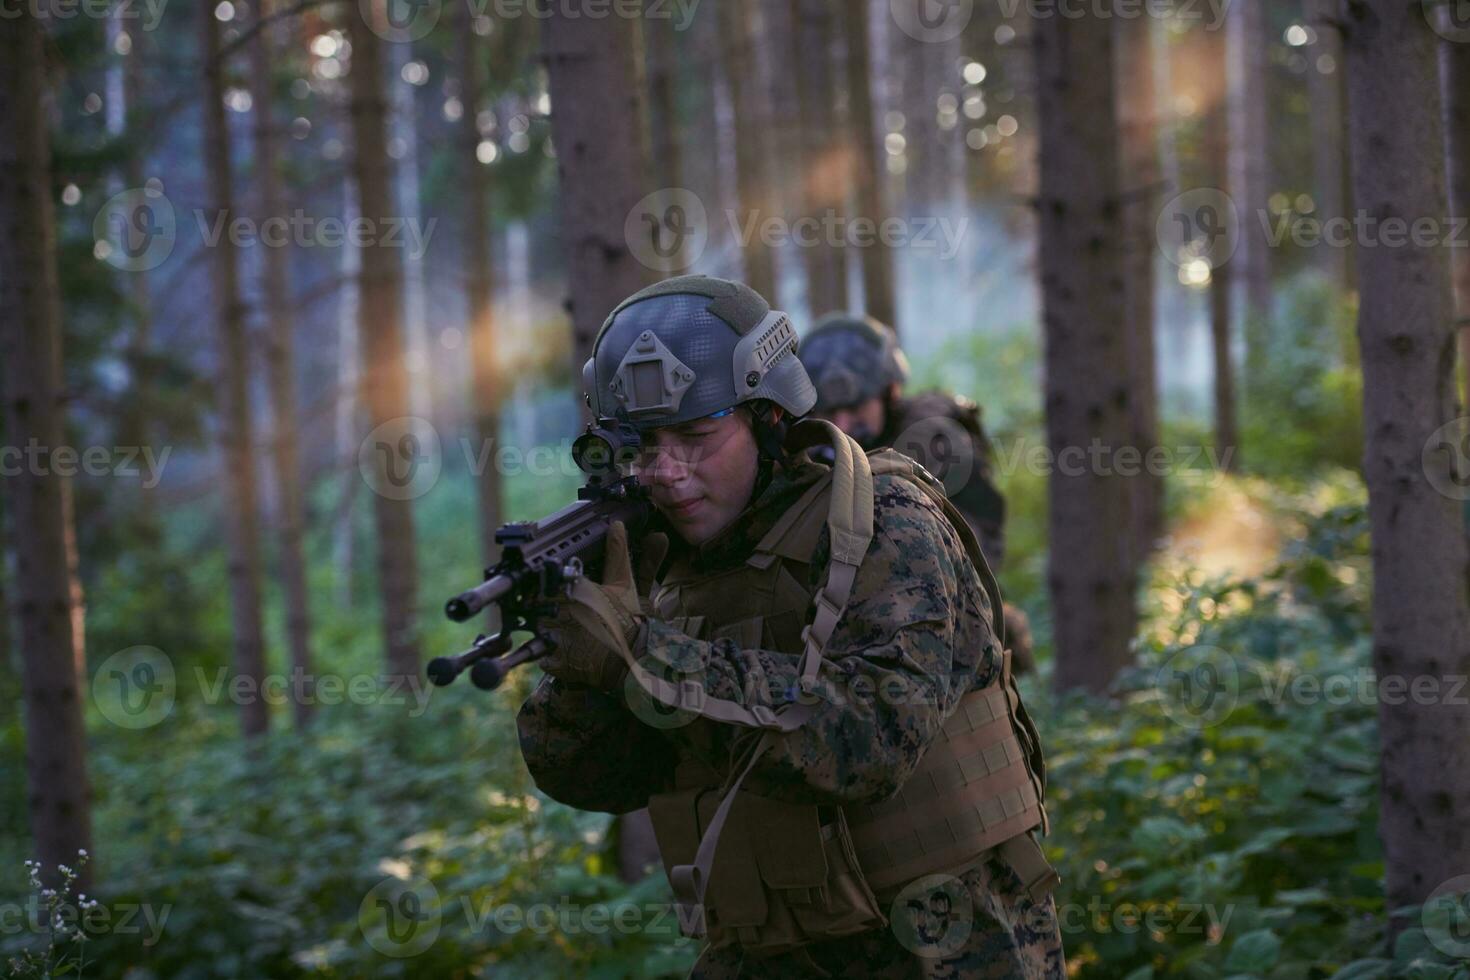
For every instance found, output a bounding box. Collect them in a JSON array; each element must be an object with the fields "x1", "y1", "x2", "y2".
[{"x1": 571, "y1": 419, "x2": 875, "y2": 734}]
